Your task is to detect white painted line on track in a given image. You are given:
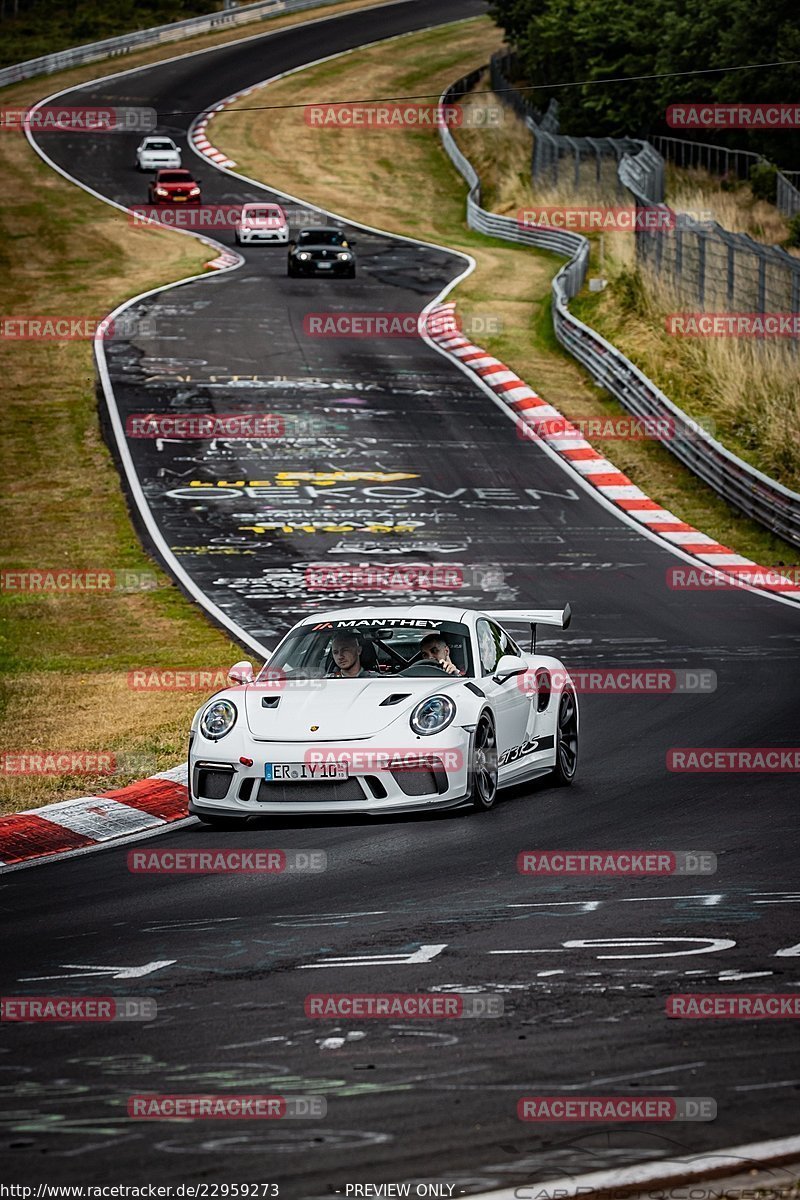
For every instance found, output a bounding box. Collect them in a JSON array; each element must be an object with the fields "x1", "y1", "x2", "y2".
[{"x1": 465, "y1": 1134, "x2": 800, "y2": 1200}]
